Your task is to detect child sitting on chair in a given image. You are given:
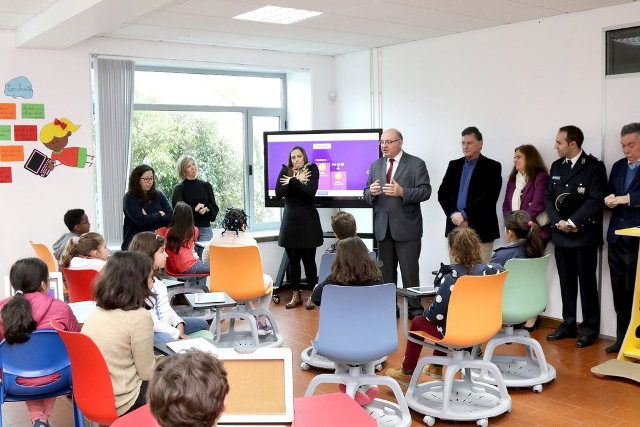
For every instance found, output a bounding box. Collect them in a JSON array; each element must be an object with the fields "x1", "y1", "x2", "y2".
[
  {"x1": 490, "y1": 210, "x2": 545, "y2": 266},
  {"x1": 325, "y1": 211, "x2": 357, "y2": 254},
  {"x1": 148, "y1": 350, "x2": 229, "y2": 427},
  {"x1": 156, "y1": 201, "x2": 209, "y2": 274},
  {"x1": 311, "y1": 237, "x2": 384, "y2": 406},
  {"x1": 386, "y1": 228, "x2": 504, "y2": 384},
  {"x1": 58, "y1": 232, "x2": 109, "y2": 272},
  {"x1": 0, "y1": 258, "x2": 80, "y2": 427},
  {"x1": 52, "y1": 208, "x2": 90, "y2": 261},
  {"x1": 129, "y1": 232, "x2": 213, "y2": 344},
  {"x1": 202, "y1": 208, "x2": 274, "y2": 335}
]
